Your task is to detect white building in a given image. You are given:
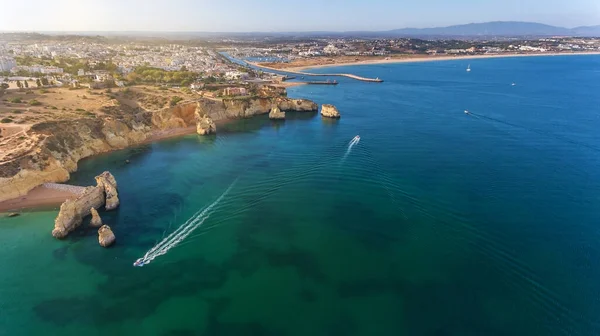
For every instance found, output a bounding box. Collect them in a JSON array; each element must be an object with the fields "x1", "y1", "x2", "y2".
[
  {"x1": 40, "y1": 66, "x2": 64, "y2": 74},
  {"x1": 323, "y1": 44, "x2": 340, "y2": 55},
  {"x1": 225, "y1": 71, "x2": 249, "y2": 80},
  {"x1": 0, "y1": 57, "x2": 17, "y2": 72}
]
